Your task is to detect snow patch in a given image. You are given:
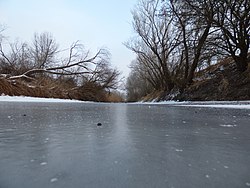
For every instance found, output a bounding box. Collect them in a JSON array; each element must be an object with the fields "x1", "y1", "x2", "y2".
[
  {"x1": 175, "y1": 149, "x2": 183, "y2": 152},
  {"x1": 183, "y1": 104, "x2": 250, "y2": 109},
  {"x1": 220, "y1": 124, "x2": 237, "y2": 128},
  {"x1": 44, "y1": 138, "x2": 50, "y2": 143},
  {"x1": 50, "y1": 178, "x2": 58, "y2": 183},
  {"x1": 0, "y1": 95, "x2": 88, "y2": 103},
  {"x1": 134, "y1": 100, "x2": 250, "y2": 109},
  {"x1": 135, "y1": 100, "x2": 187, "y2": 105},
  {"x1": 40, "y1": 162, "x2": 47, "y2": 166}
]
